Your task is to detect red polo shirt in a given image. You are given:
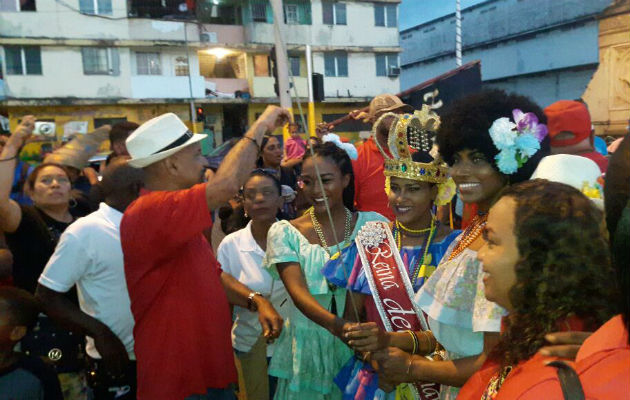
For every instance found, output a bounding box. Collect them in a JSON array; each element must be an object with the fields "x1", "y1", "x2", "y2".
[
  {"x1": 352, "y1": 137, "x2": 394, "y2": 220},
  {"x1": 121, "y1": 184, "x2": 236, "y2": 400},
  {"x1": 459, "y1": 316, "x2": 629, "y2": 399}
]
